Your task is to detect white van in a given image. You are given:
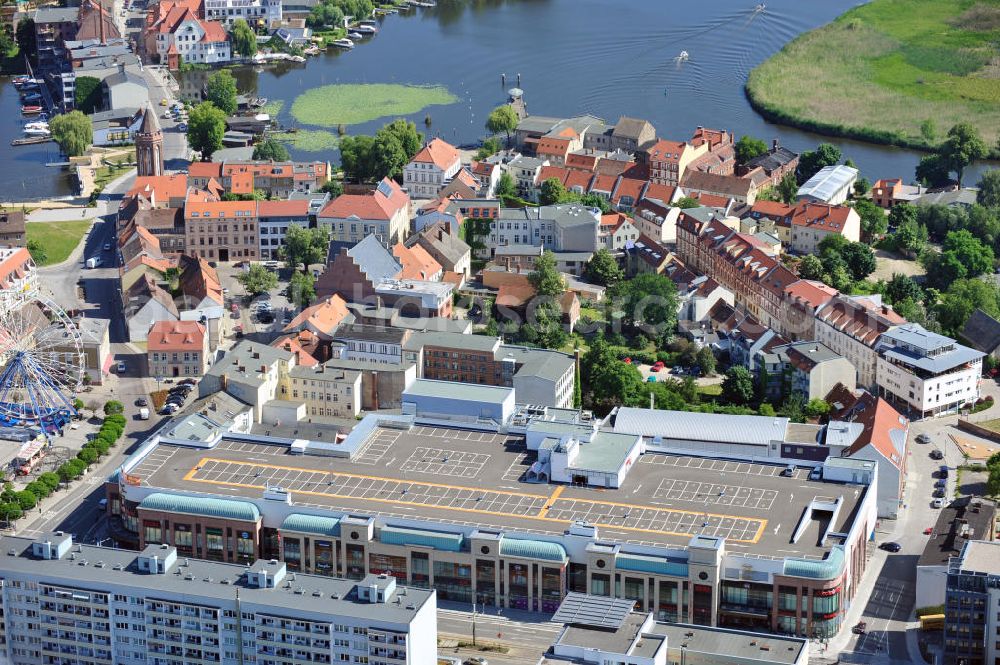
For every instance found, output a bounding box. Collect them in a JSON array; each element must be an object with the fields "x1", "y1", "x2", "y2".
[
  {"x1": 139, "y1": 407, "x2": 150, "y2": 420},
  {"x1": 932, "y1": 498, "x2": 946, "y2": 509},
  {"x1": 85, "y1": 256, "x2": 102, "y2": 269}
]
